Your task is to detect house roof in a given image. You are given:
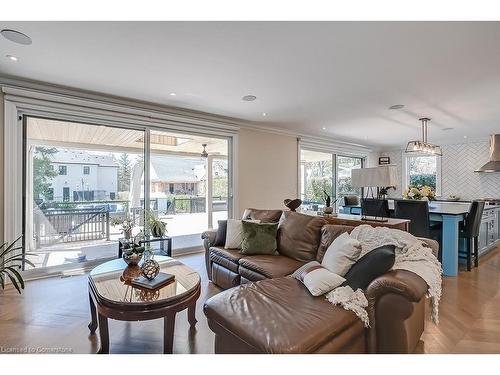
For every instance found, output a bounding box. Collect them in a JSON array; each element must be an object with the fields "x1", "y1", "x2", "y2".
[
  {"x1": 150, "y1": 155, "x2": 206, "y2": 183},
  {"x1": 48, "y1": 149, "x2": 118, "y2": 167}
]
